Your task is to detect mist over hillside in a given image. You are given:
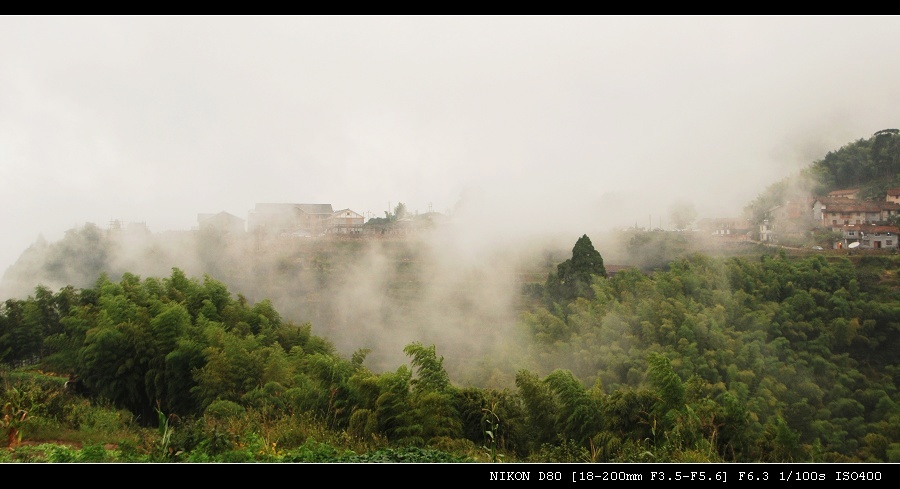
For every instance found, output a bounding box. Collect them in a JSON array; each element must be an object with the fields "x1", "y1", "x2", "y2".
[
  {"x1": 1, "y1": 216, "x2": 611, "y2": 382},
  {"x1": 6, "y1": 16, "x2": 900, "y2": 294},
  {"x1": 5, "y1": 123, "x2": 896, "y2": 382},
  {"x1": 1, "y1": 205, "x2": 766, "y2": 386}
]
